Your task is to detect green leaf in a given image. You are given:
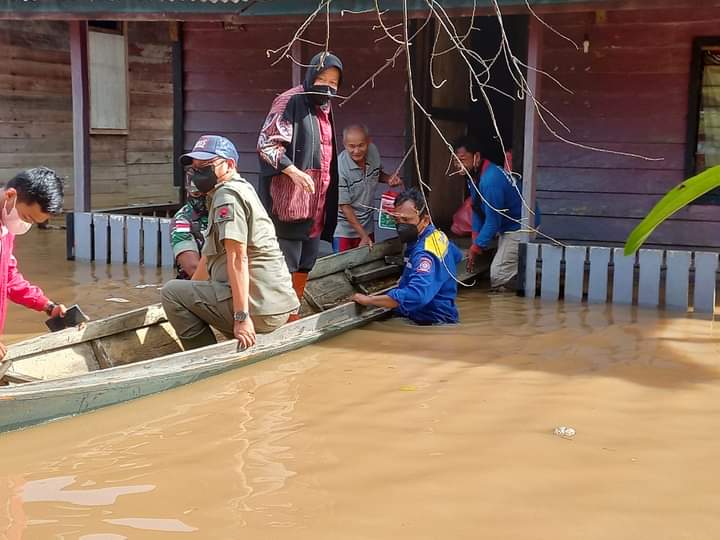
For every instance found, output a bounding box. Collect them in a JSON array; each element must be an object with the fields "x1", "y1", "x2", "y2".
[{"x1": 624, "y1": 165, "x2": 720, "y2": 255}]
